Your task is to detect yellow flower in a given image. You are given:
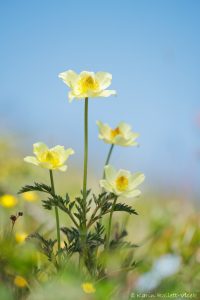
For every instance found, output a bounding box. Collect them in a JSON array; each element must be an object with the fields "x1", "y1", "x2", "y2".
[
  {"x1": 0, "y1": 194, "x2": 17, "y2": 207},
  {"x1": 100, "y1": 165, "x2": 145, "y2": 198},
  {"x1": 14, "y1": 276, "x2": 28, "y2": 288},
  {"x1": 82, "y1": 282, "x2": 96, "y2": 294},
  {"x1": 24, "y1": 142, "x2": 74, "y2": 171},
  {"x1": 97, "y1": 121, "x2": 139, "y2": 146},
  {"x1": 15, "y1": 232, "x2": 28, "y2": 243},
  {"x1": 22, "y1": 191, "x2": 38, "y2": 202},
  {"x1": 58, "y1": 70, "x2": 116, "y2": 102}
]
